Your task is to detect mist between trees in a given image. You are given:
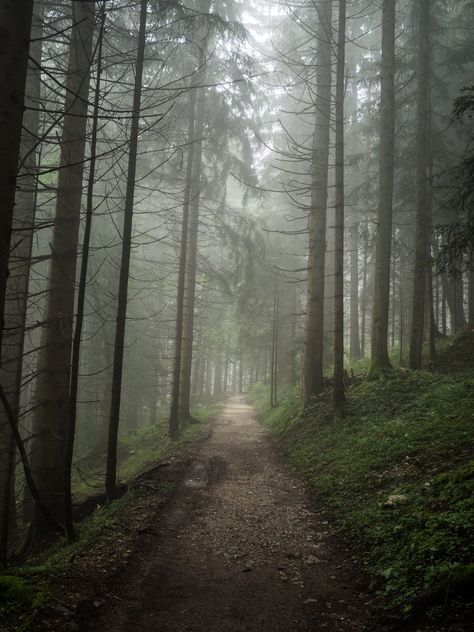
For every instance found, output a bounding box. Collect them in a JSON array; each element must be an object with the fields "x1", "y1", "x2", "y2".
[{"x1": 0, "y1": 0, "x2": 472, "y2": 561}]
